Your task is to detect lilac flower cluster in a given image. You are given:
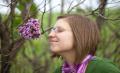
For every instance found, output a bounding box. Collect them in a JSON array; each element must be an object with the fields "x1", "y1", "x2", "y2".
[{"x1": 18, "y1": 18, "x2": 41, "y2": 39}]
